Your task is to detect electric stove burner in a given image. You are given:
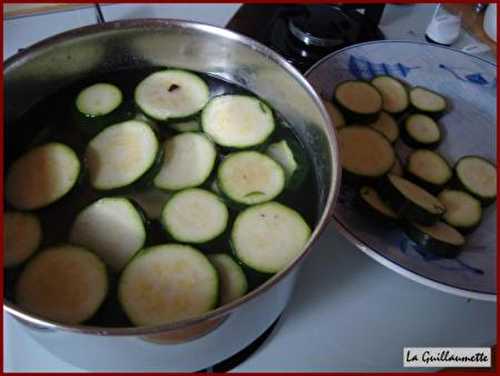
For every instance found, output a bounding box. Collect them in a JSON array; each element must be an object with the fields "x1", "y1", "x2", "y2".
[
  {"x1": 197, "y1": 315, "x2": 281, "y2": 372},
  {"x1": 227, "y1": 4, "x2": 385, "y2": 72}
]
